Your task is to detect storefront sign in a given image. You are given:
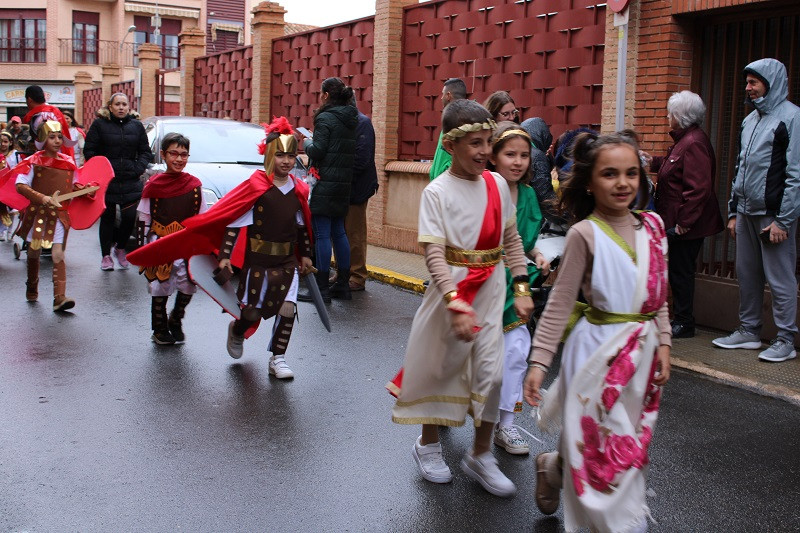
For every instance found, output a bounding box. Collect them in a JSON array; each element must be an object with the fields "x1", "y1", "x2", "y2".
[{"x1": 0, "y1": 84, "x2": 75, "y2": 105}]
